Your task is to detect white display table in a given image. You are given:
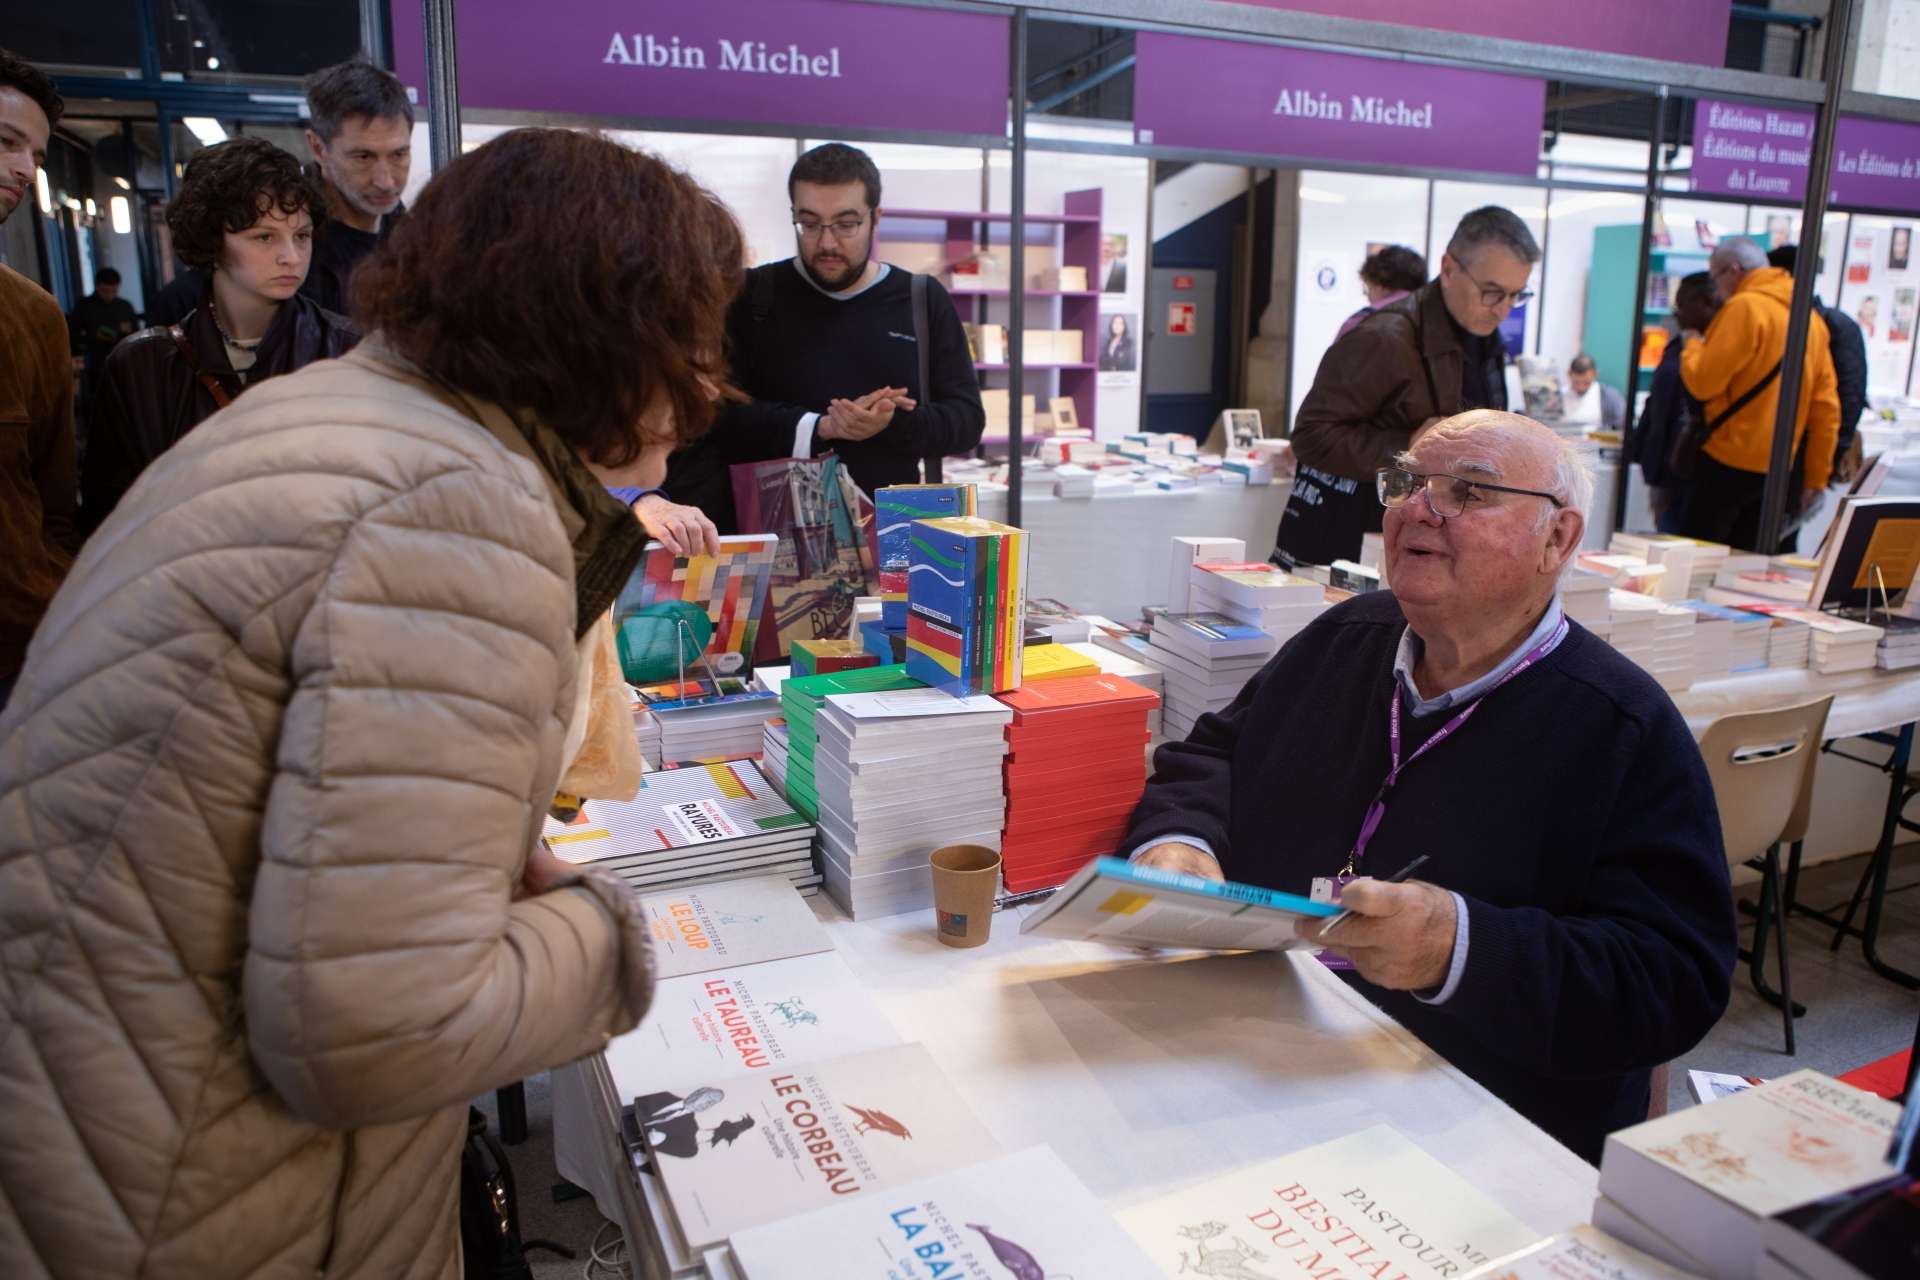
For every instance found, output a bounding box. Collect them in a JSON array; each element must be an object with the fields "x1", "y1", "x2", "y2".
[
  {"x1": 972, "y1": 481, "x2": 1293, "y2": 619},
  {"x1": 554, "y1": 901, "x2": 1600, "y2": 1280}
]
